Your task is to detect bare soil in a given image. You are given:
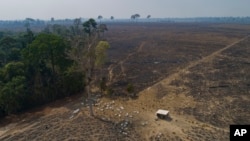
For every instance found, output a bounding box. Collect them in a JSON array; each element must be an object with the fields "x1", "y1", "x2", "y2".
[{"x1": 1, "y1": 23, "x2": 250, "y2": 141}]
